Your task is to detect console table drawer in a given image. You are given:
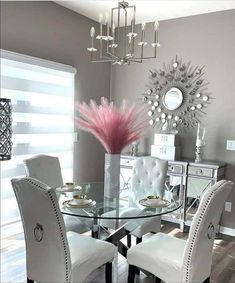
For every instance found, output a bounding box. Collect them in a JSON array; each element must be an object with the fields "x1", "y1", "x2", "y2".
[
  {"x1": 188, "y1": 166, "x2": 213, "y2": 178},
  {"x1": 167, "y1": 164, "x2": 184, "y2": 174}
]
